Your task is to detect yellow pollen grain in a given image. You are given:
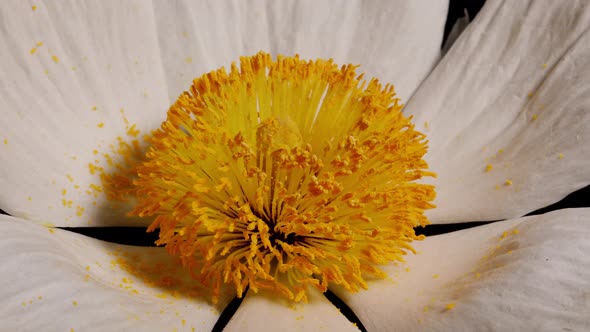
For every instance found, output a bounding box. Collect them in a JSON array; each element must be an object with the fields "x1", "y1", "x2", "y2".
[
  {"x1": 182, "y1": 319, "x2": 186, "y2": 326},
  {"x1": 98, "y1": 52, "x2": 436, "y2": 304},
  {"x1": 504, "y1": 179, "x2": 513, "y2": 186},
  {"x1": 97, "y1": 122, "x2": 104, "y2": 128},
  {"x1": 185, "y1": 57, "x2": 193, "y2": 63},
  {"x1": 126, "y1": 124, "x2": 140, "y2": 137},
  {"x1": 3, "y1": 138, "x2": 7, "y2": 145},
  {"x1": 30, "y1": 47, "x2": 38, "y2": 54},
  {"x1": 48, "y1": 228, "x2": 55, "y2": 234},
  {"x1": 485, "y1": 164, "x2": 493, "y2": 173},
  {"x1": 51, "y1": 55, "x2": 59, "y2": 64},
  {"x1": 542, "y1": 63, "x2": 548, "y2": 69},
  {"x1": 32, "y1": 5, "x2": 37, "y2": 11},
  {"x1": 512, "y1": 229, "x2": 520, "y2": 235},
  {"x1": 532, "y1": 114, "x2": 538, "y2": 121},
  {"x1": 558, "y1": 153, "x2": 564, "y2": 160},
  {"x1": 423, "y1": 306, "x2": 429, "y2": 312},
  {"x1": 445, "y1": 303, "x2": 456, "y2": 310},
  {"x1": 72, "y1": 301, "x2": 78, "y2": 306},
  {"x1": 76, "y1": 205, "x2": 85, "y2": 216},
  {"x1": 91, "y1": 106, "x2": 97, "y2": 111},
  {"x1": 432, "y1": 274, "x2": 439, "y2": 279},
  {"x1": 27, "y1": 196, "x2": 32, "y2": 201},
  {"x1": 527, "y1": 92, "x2": 534, "y2": 98},
  {"x1": 475, "y1": 272, "x2": 481, "y2": 279}
]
